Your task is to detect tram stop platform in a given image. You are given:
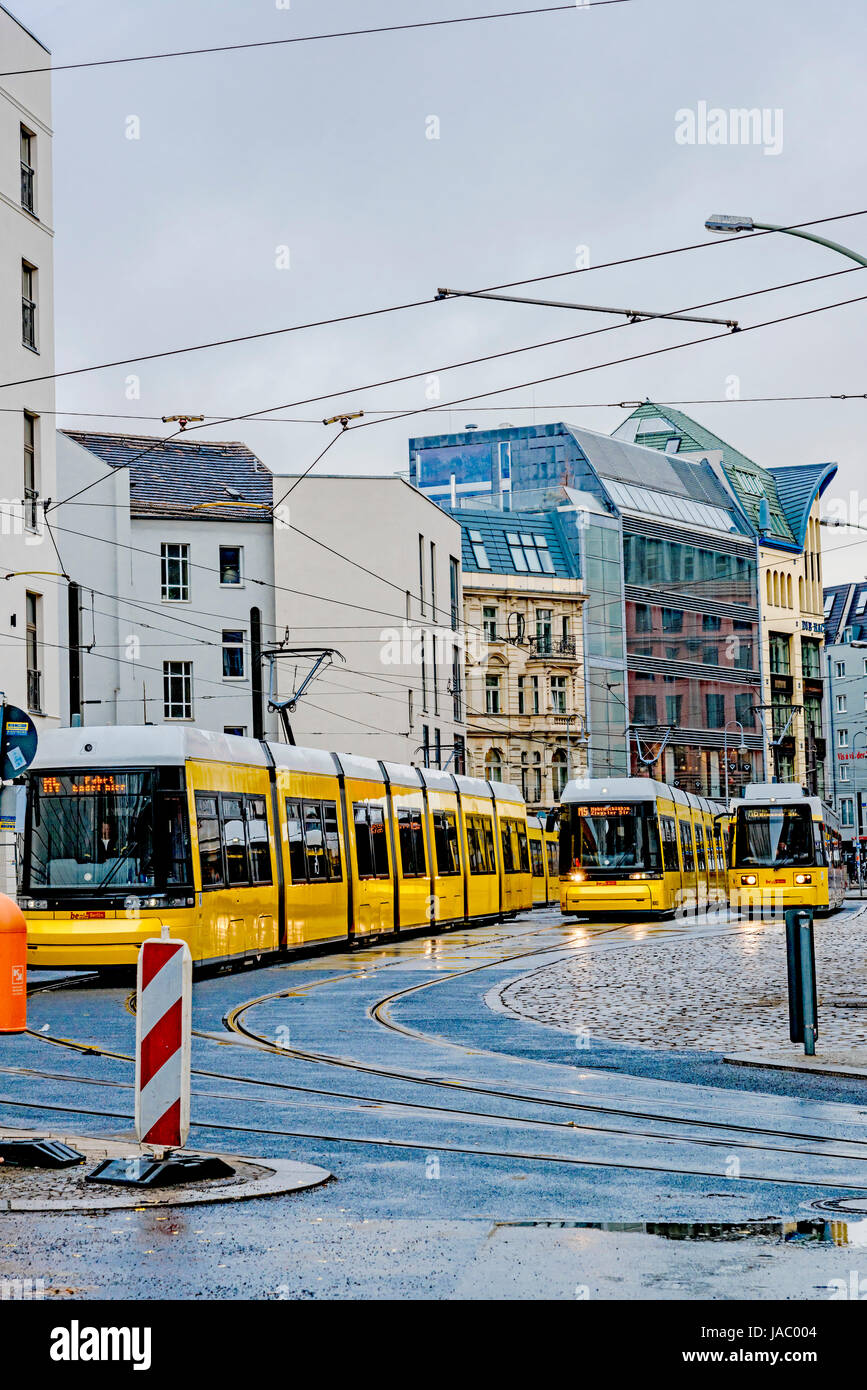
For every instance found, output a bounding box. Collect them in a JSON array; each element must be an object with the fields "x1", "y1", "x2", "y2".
[{"x1": 0, "y1": 1124, "x2": 331, "y2": 1212}]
